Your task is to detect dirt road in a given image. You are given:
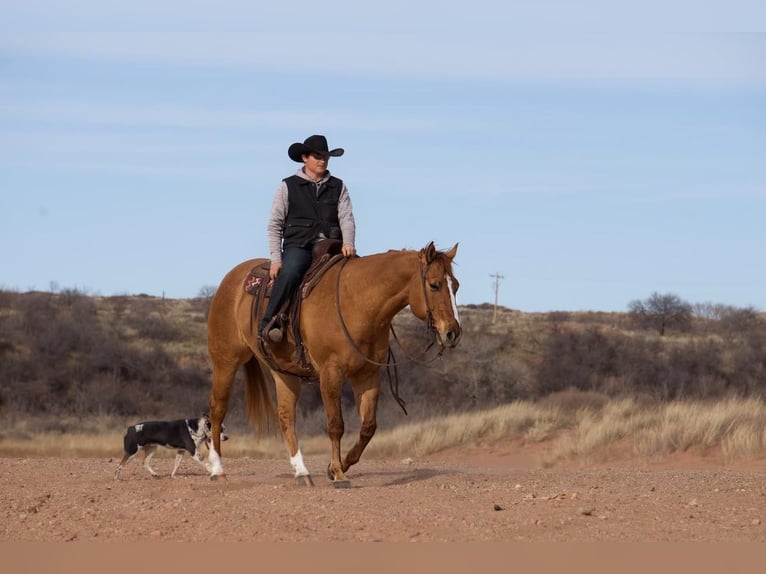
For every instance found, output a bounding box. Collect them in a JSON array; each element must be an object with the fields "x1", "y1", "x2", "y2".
[{"x1": 2, "y1": 447, "x2": 764, "y2": 542}]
